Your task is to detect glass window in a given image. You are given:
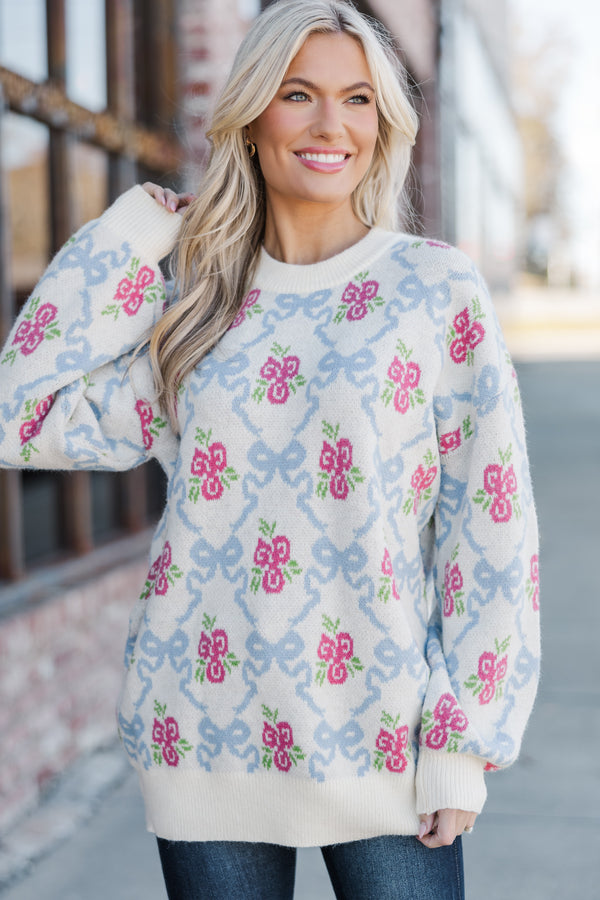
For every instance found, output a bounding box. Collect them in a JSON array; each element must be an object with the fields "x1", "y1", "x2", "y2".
[
  {"x1": 65, "y1": 0, "x2": 107, "y2": 111},
  {"x1": 0, "y1": 0, "x2": 47, "y2": 82},
  {"x1": 69, "y1": 141, "x2": 109, "y2": 230},
  {"x1": 22, "y1": 471, "x2": 62, "y2": 565},
  {"x1": 2, "y1": 113, "x2": 50, "y2": 296},
  {"x1": 91, "y1": 472, "x2": 121, "y2": 542}
]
